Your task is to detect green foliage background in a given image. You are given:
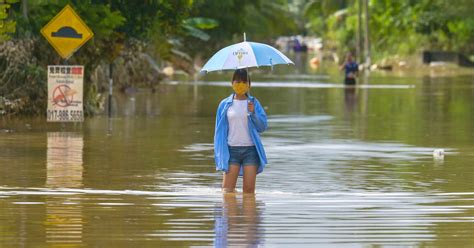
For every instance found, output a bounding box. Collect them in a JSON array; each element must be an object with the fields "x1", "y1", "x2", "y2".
[
  {"x1": 0, "y1": 0, "x2": 298, "y2": 116},
  {"x1": 0, "y1": 0, "x2": 473, "y2": 116},
  {"x1": 304, "y1": 0, "x2": 474, "y2": 59}
]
